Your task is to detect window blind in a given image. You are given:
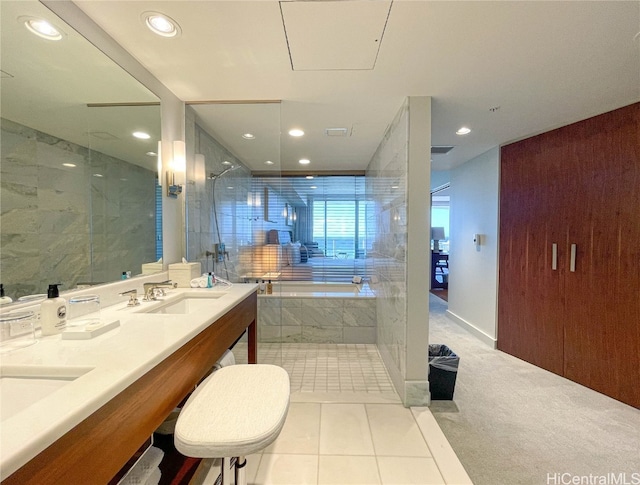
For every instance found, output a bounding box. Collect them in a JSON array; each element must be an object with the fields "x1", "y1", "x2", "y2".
[{"x1": 251, "y1": 175, "x2": 375, "y2": 282}]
